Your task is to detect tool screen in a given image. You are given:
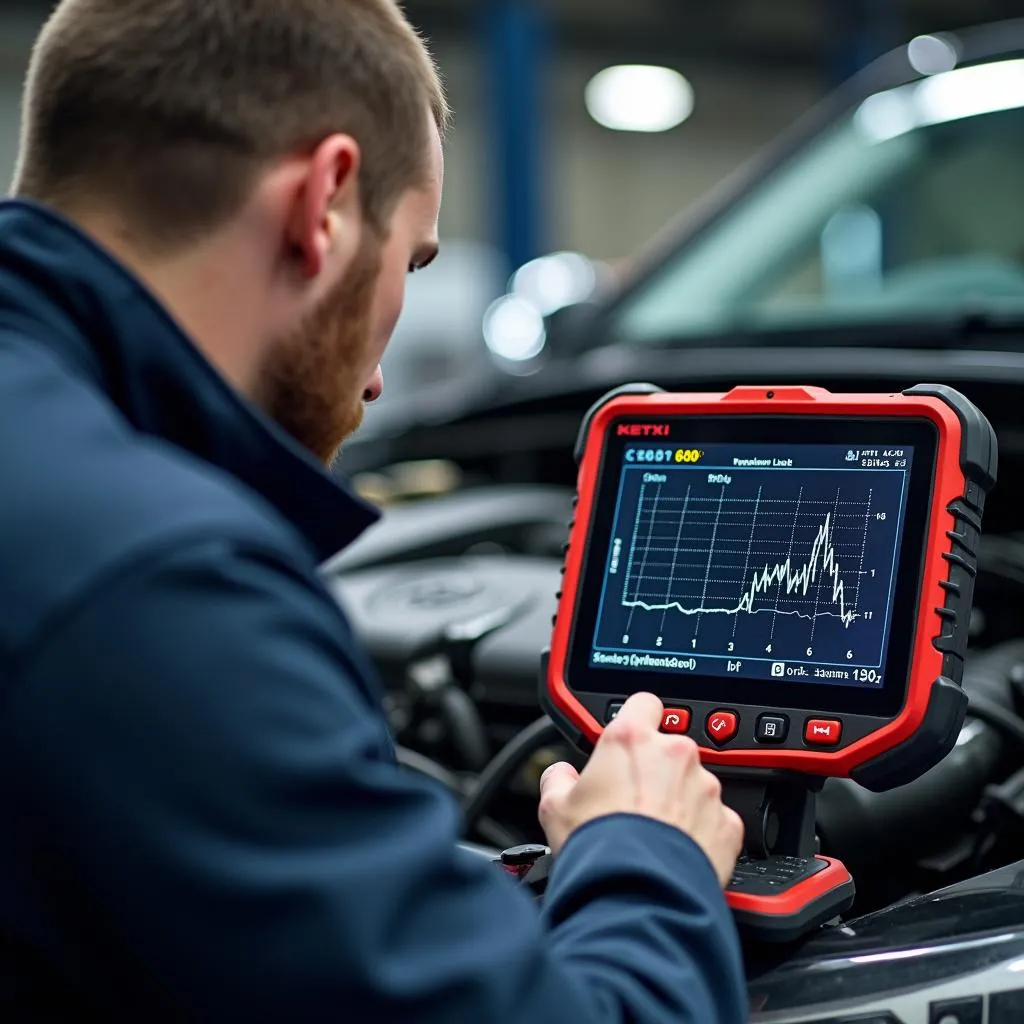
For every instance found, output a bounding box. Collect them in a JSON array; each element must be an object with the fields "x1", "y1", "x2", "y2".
[
  {"x1": 563, "y1": 415, "x2": 941, "y2": 720},
  {"x1": 546, "y1": 386, "x2": 996, "y2": 780},
  {"x1": 590, "y1": 441, "x2": 912, "y2": 692}
]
